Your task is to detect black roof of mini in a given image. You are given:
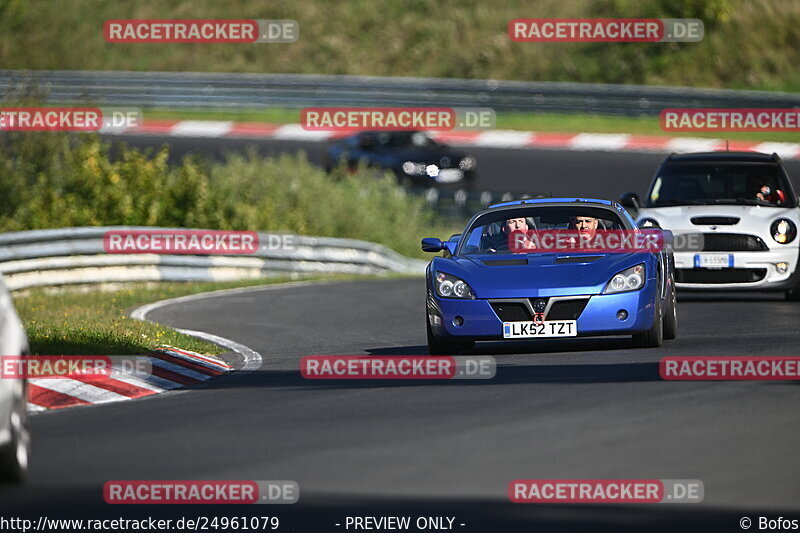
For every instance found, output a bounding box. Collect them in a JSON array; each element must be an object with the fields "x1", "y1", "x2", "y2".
[{"x1": 665, "y1": 151, "x2": 781, "y2": 163}]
